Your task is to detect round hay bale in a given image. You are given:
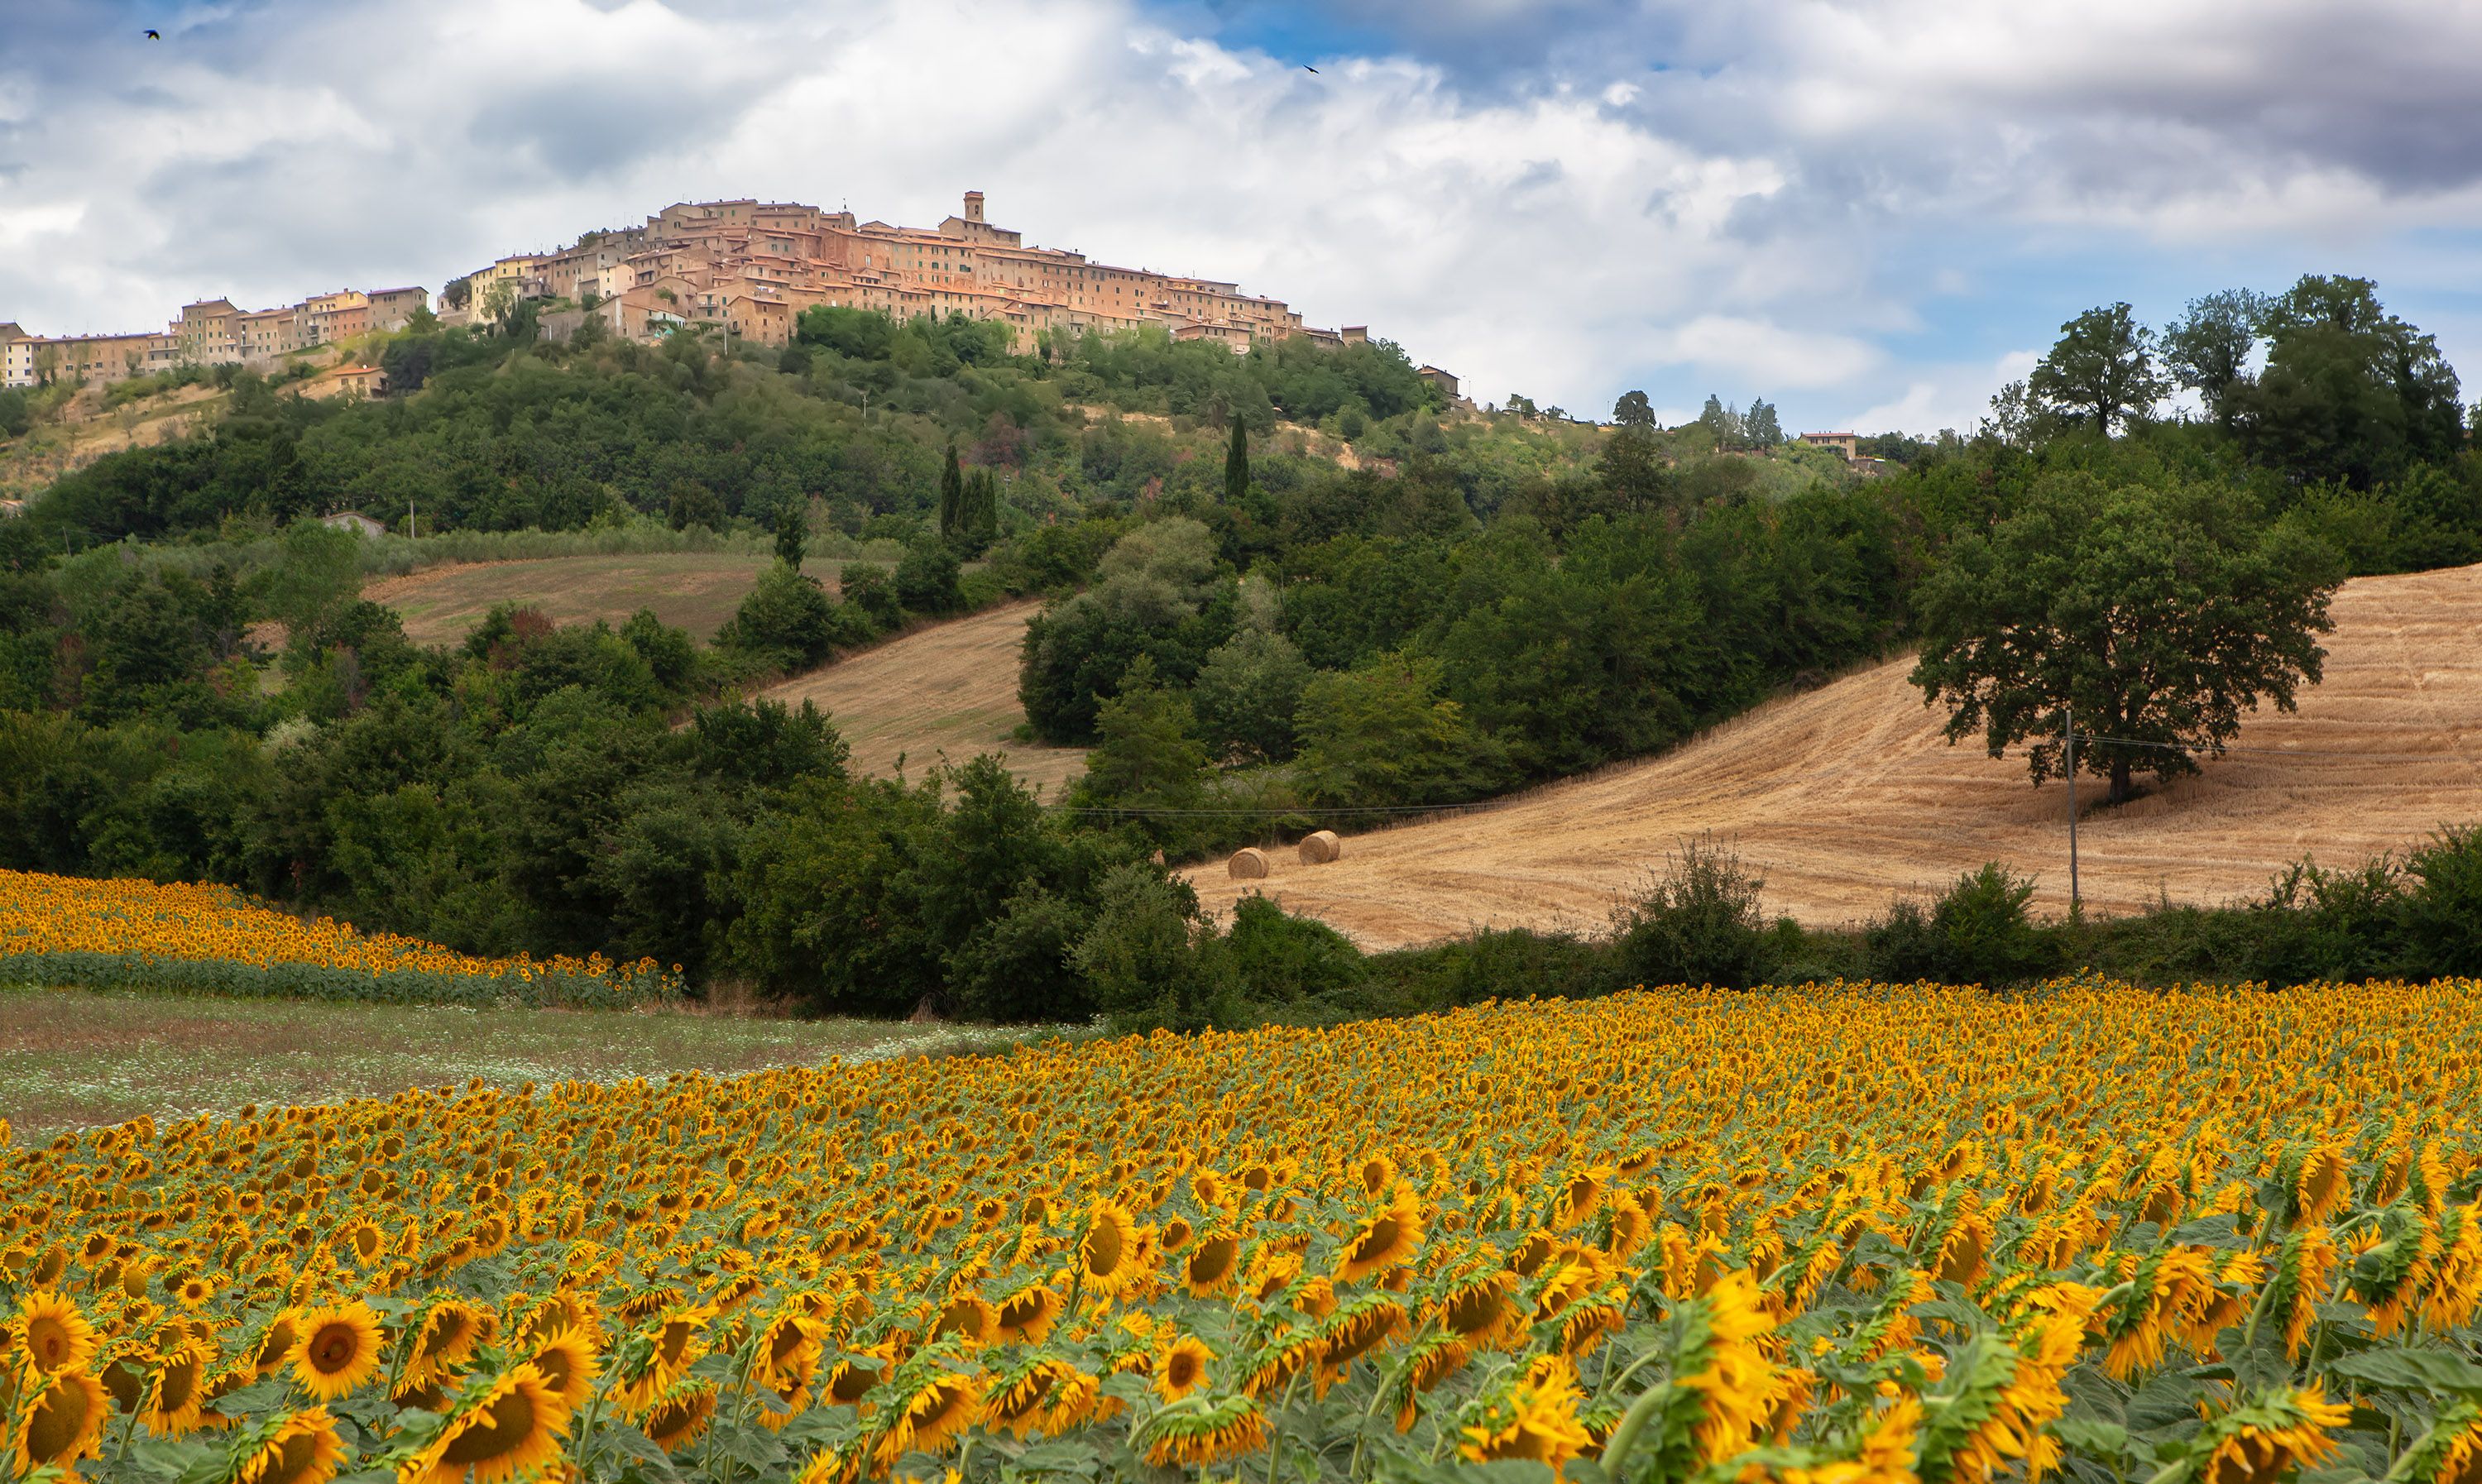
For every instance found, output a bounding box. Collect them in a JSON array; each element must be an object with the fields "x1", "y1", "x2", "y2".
[
  {"x1": 1227, "y1": 847, "x2": 1270, "y2": 880},
  {"x1": 1297, "y1": 830, "x2": 1343, "y2": 865}
]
